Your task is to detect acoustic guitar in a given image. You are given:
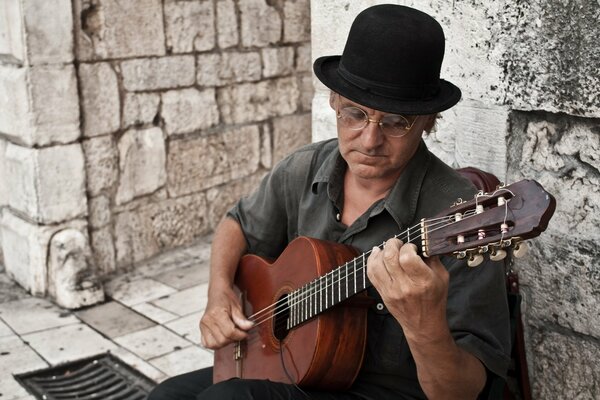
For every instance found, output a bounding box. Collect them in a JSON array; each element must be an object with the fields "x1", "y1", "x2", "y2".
[{"x1": 213, "y1": 179, "x2": 555, "y2": 390}]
